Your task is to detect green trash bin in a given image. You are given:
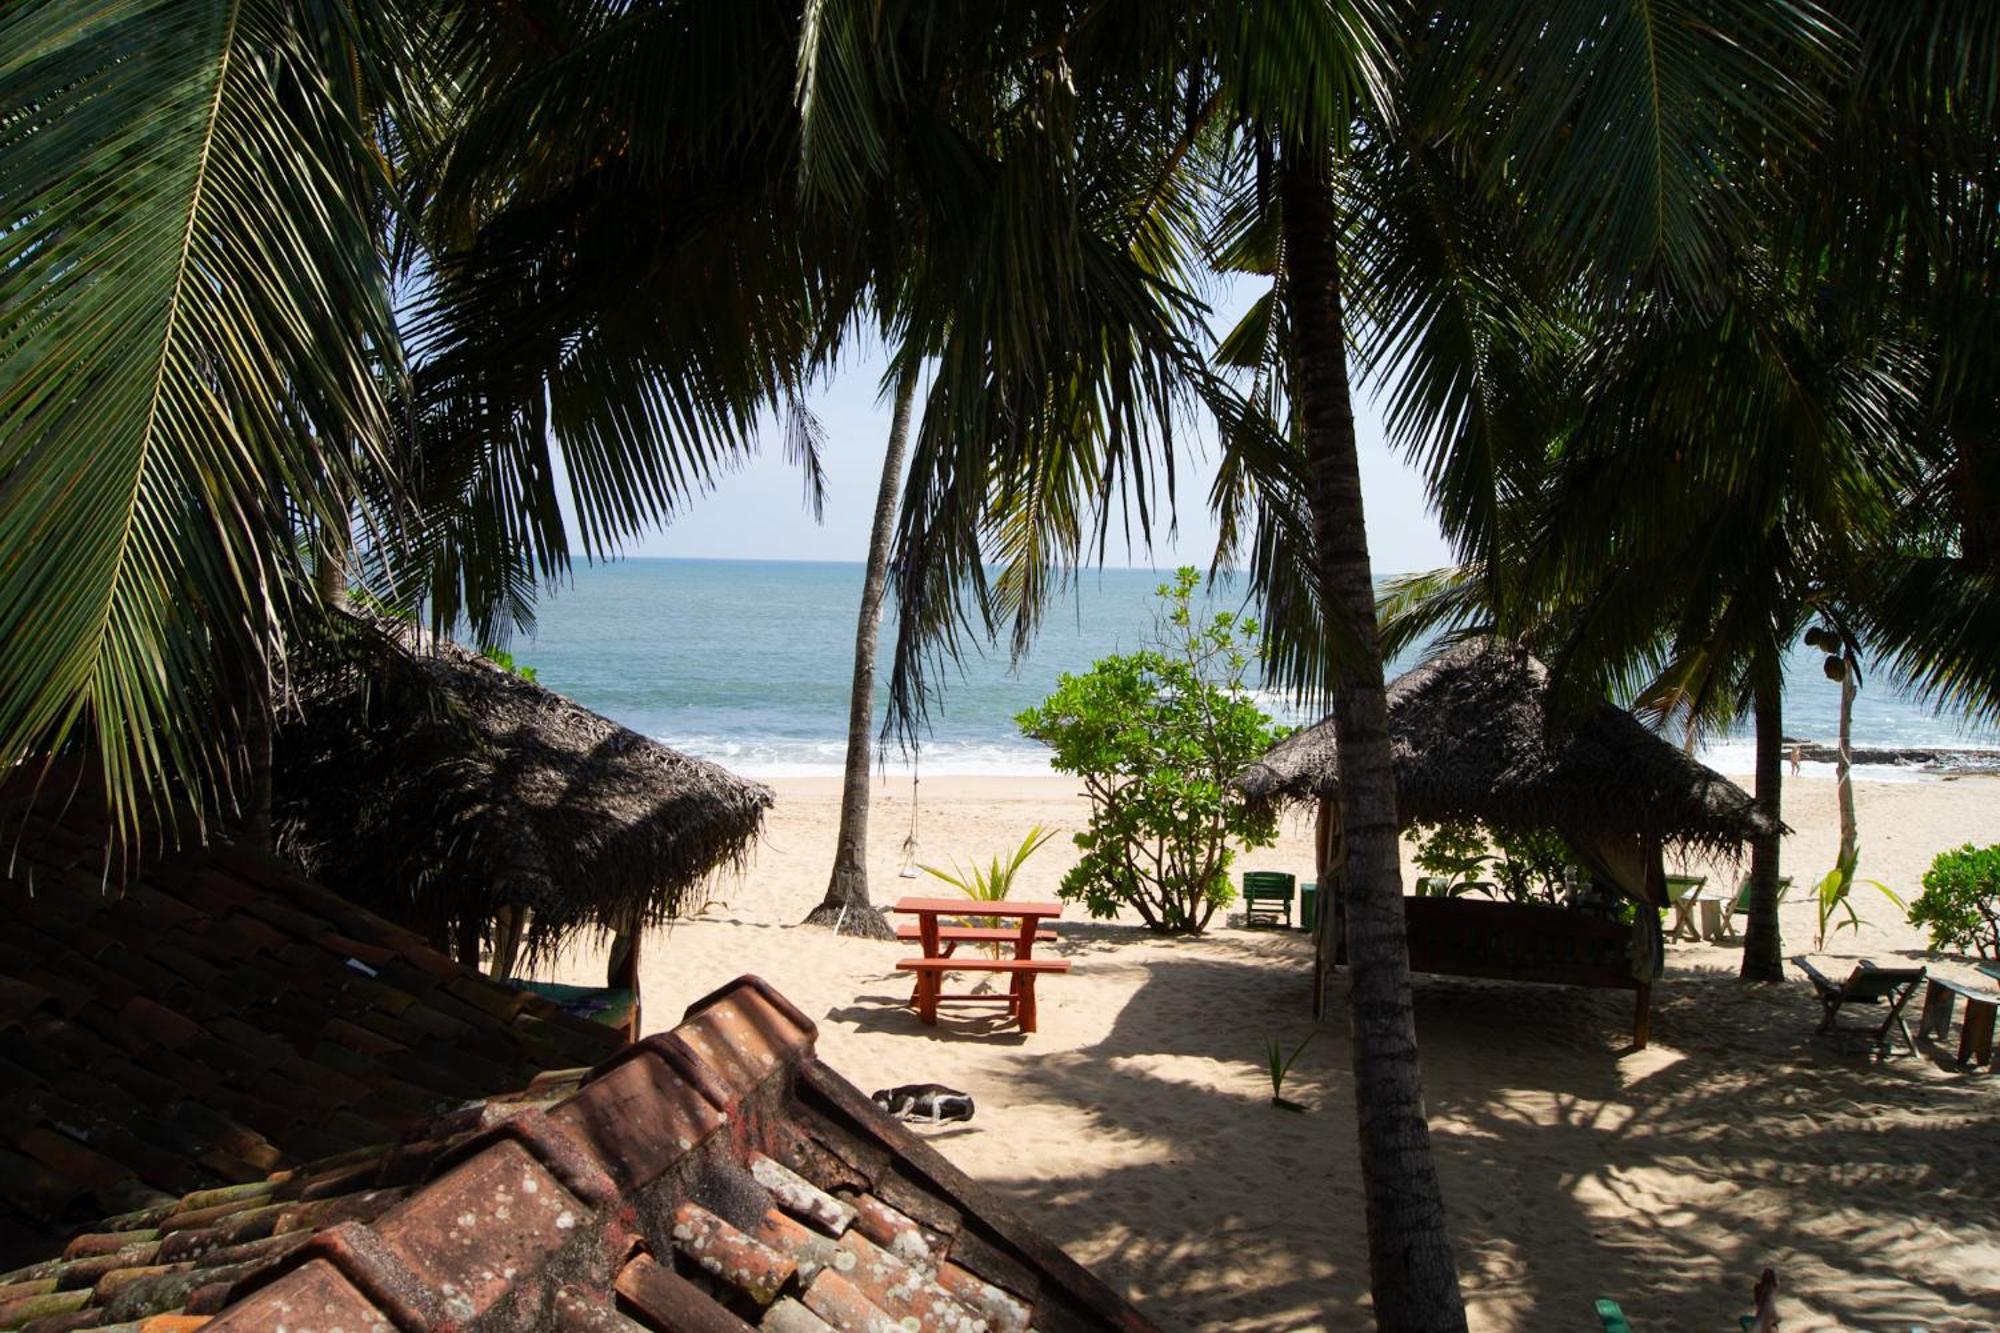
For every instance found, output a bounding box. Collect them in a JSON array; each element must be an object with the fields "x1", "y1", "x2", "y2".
[{"x1": 1300, "y1": 882, "x2": 1317, "y2": 932}]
